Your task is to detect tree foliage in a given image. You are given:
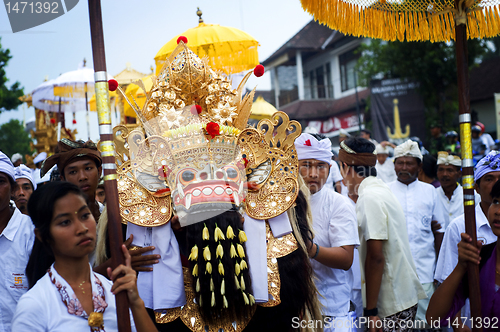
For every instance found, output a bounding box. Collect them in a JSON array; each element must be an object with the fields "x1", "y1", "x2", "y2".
[
  {"x1": 356, "y1": 38, "x2": 497, "y2": 135},
  {"x1": 0, "y1": 37, "x2": 24, "y2": 112},
  {"x1": 0, "y1": 119, "x2": 33, "y2": 158}
]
